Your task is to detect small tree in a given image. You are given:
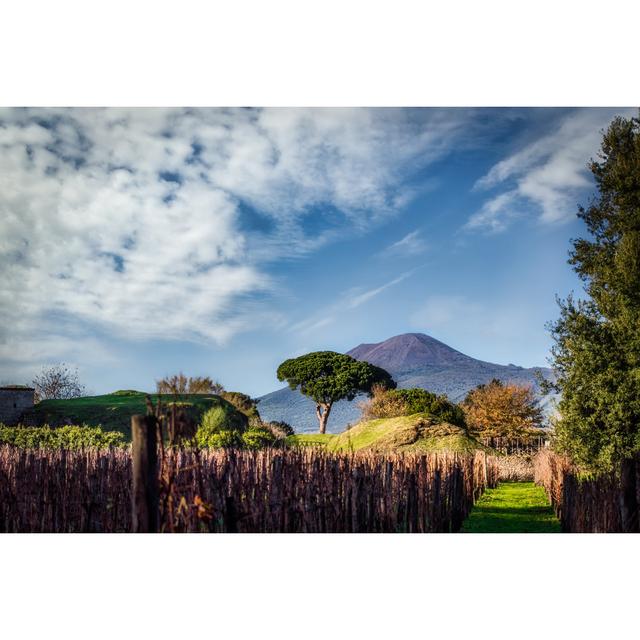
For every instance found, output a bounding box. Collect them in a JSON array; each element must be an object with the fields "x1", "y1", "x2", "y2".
[
  {"x1": 157, "y1": 373, "x2": 224, "y2": 395},
  {"x1": 277, "y1": 351, "x2": 396, "y2": 433},
  {"x1": 32, "y1": 364, "x2": 86, "y2": 401},
  {"x1": 461, "y1": 379, "x2": 543, "y2": 438}
]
